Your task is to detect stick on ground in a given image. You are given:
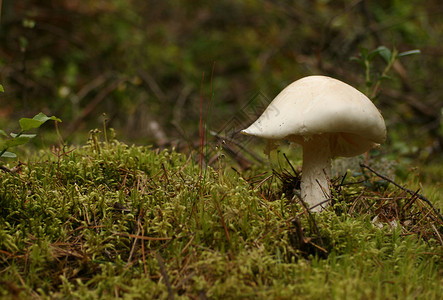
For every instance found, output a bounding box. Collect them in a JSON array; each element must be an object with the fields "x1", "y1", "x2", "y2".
[{"x1": 360, "y1": 163, "x2": 443, "y2": 222}]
